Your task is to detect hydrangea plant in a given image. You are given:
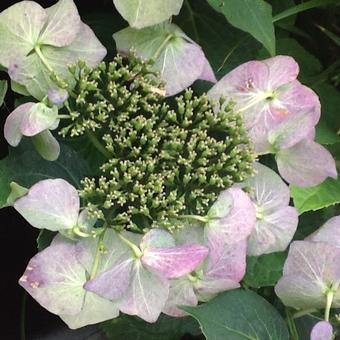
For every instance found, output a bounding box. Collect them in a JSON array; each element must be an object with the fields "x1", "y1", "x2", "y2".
[{"x1": 1, "y1": 0, "x2": 339, "y2": 339}]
